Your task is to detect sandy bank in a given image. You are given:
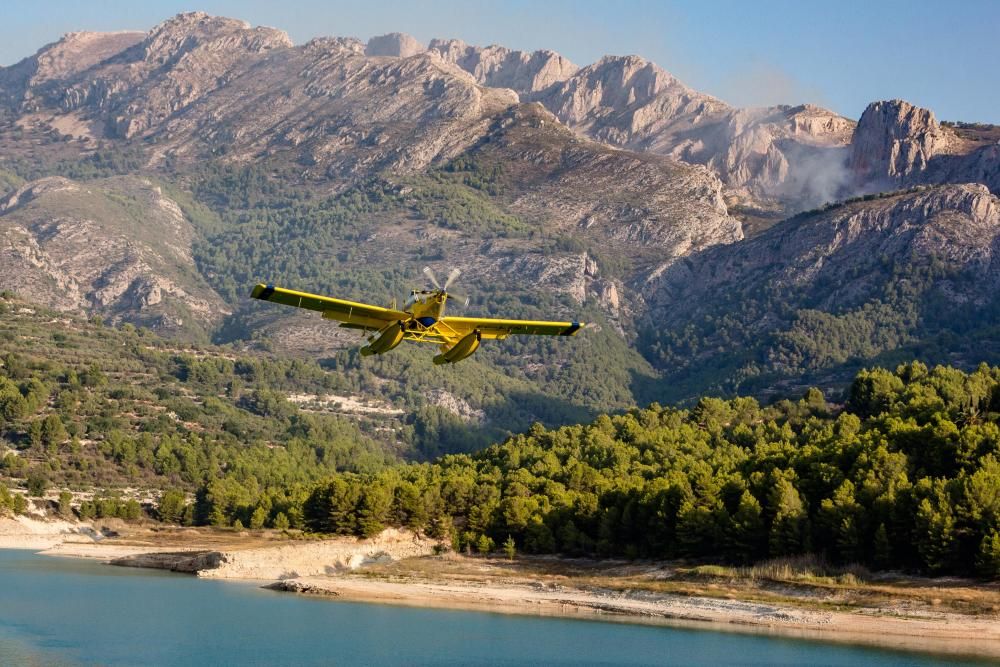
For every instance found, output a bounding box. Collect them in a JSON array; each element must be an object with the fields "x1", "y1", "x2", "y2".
[
  {"x1": 0, "y1": 515, "x2": 101, "y2": 550},
  {"x1": 264, "y1": 574, "x2": 1000, "y2": 660},
  {"x1": 111, "y1": 528, "x2": 439, "y2": 579}
]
